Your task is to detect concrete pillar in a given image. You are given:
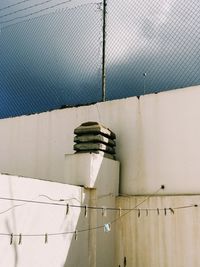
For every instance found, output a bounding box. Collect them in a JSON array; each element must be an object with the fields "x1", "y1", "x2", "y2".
[
  {"x1": 64, "y1": 153, "x2": 120, "y2": 267},
  {"x1": 88, "y1": 189, "x2": 97, "y2": 267}
]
